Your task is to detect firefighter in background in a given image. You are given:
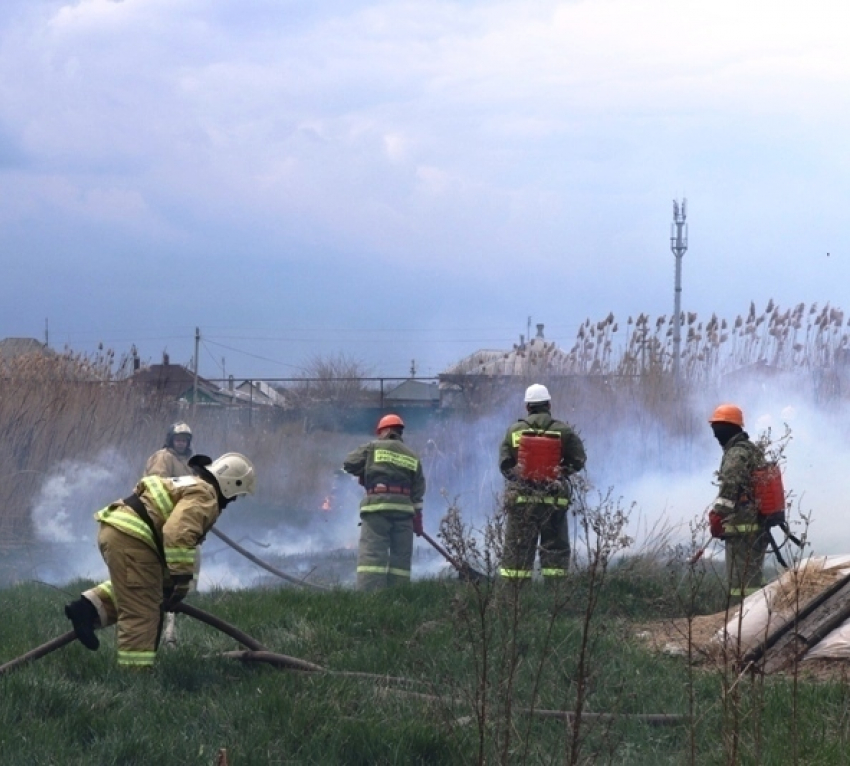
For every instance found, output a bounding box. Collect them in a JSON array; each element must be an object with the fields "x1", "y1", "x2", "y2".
[
  {"x1": 145, "y1": 421, "x2": 193, "y2": 477},
  {"x1": 708, "y1": 403, "x2": 768, "y2": 602},
  {"x1": 63, "y1": 453, "x2": 255, "y2": 669},
  {"x1": 343, "y1": 414, "x2": 426, "y2": 591},
  {"x1": 498, "y1": 384, "x2": 586, "y2": 584}
]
